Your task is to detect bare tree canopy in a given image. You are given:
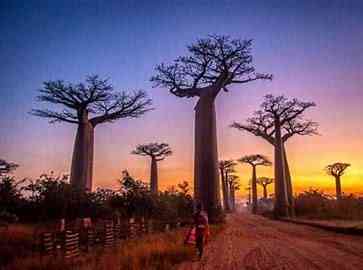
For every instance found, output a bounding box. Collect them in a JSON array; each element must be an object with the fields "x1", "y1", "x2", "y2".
[
  {"x1": 256, "y1": 177, "x2": 274, "y2": 187},
  {"x1": 325, "y1": 162, "x2": 351, "y2": 177},
  {"x1": 238, "y1": 154, "x2": 272, "y2": 167},
  {"x1": 219, "y1": 160, "x2": 237, "y2": 171},
  {"x1": 132, "y1": 143, "x2": 172, "y2": 161},
  {"x1": 0, "y1": 159, "x2": 19, "y2": 175},
  {"x1": 228, "y1": 174, "x2": 240, "y2": 190},
  {"x1": 31, "y1": 75, "x2": 153, "y2": 126},
  {"x1": 231, "y1": 94, "x2": 318, "y2": 144},
  {"x1": 151, "y1": 35, "x2": 272, "y2": 98}
]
